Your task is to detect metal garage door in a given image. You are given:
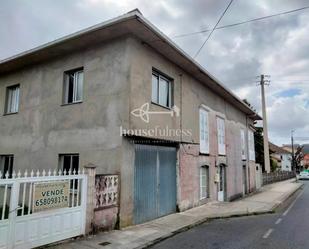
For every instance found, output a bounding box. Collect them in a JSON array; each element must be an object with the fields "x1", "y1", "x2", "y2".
[{"x1": 134, "y1": 144, "x2": 177, "y2": 224}]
